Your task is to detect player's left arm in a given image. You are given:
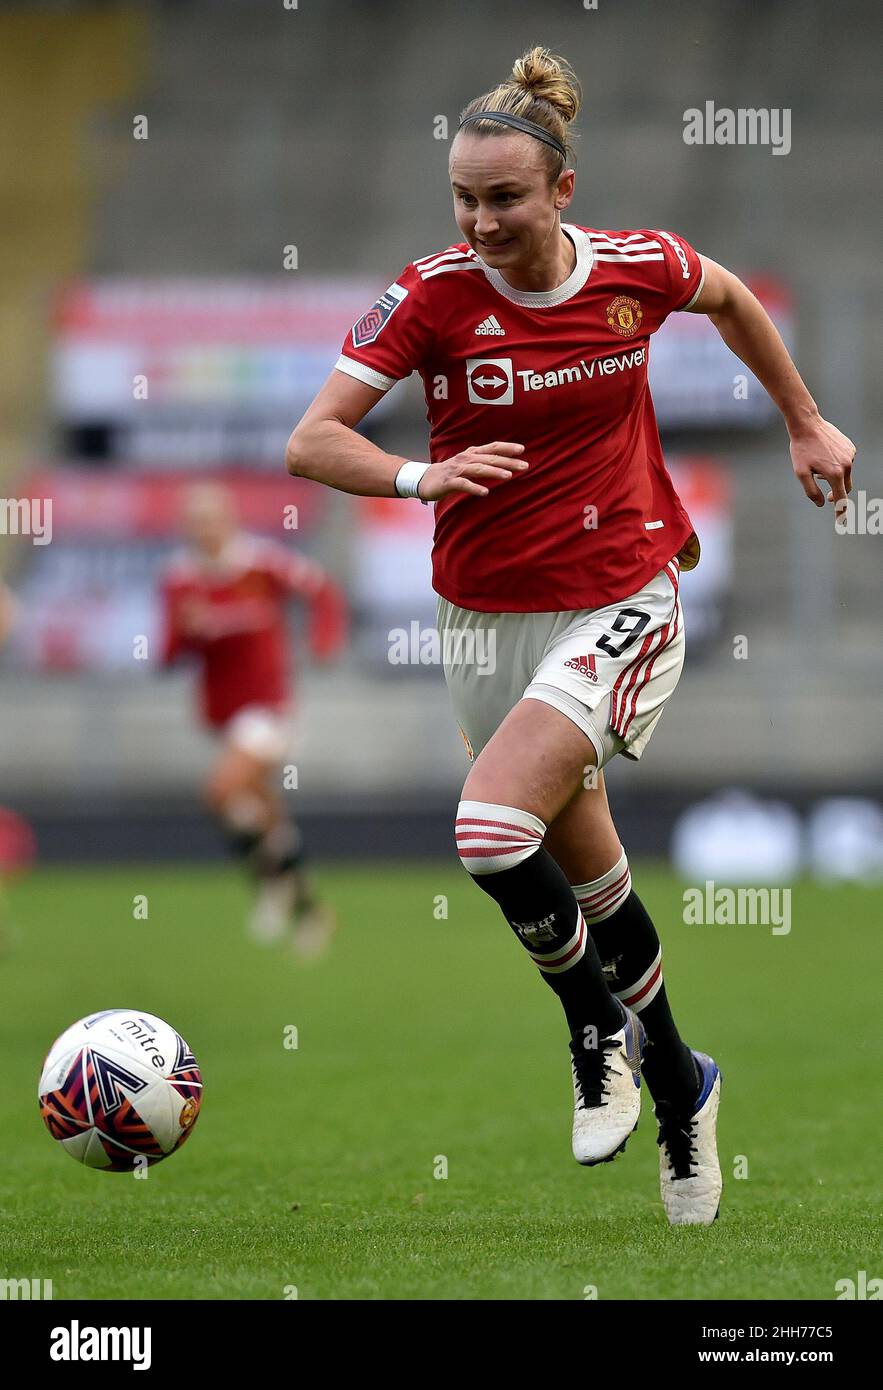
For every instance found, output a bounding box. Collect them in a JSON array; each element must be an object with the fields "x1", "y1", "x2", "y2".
[{"x1": 687, "y1": 255, "x2": 855, "y2": 507}]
